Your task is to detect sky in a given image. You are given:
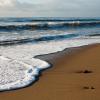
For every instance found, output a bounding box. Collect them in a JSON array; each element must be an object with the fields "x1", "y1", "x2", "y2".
[{"x1": 0, "y1": 0, "x2": 100, "y2": 17}]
